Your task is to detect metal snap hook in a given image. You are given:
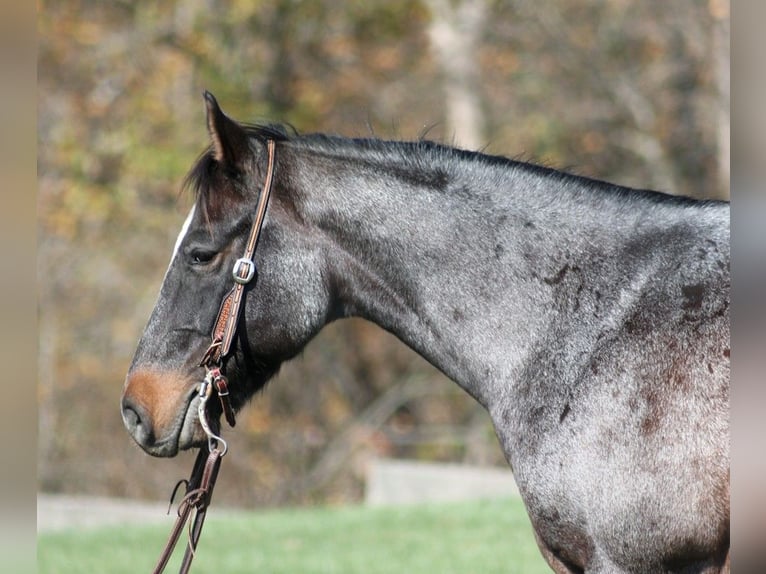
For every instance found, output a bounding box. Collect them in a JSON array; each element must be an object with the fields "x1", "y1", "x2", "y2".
[{"x1": 197, "y1": 374, "x2": 228, "y2": 456}]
